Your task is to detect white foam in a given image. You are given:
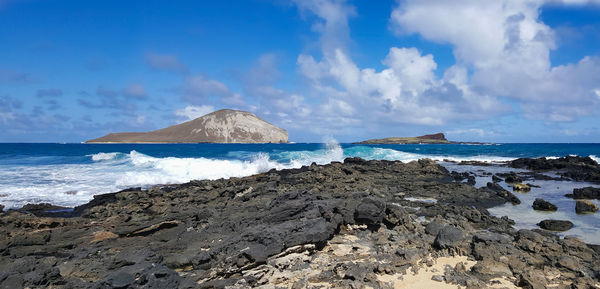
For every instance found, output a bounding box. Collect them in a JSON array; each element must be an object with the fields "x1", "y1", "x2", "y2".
[
  {"x1": 90, "y1": 152, "x2": 120, "y2": 161},
  {"x1": 590, "y1": 155, "x2": 599, "y2": 164},
  {"x1": 0, "y1": 143, "x2": 554, "y2": 209},
  {"x1": 116, "y1": 151, "x2": 286, "y2": 187}
]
